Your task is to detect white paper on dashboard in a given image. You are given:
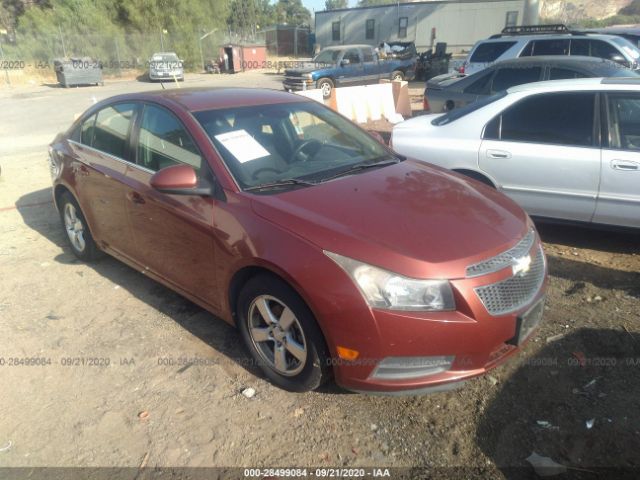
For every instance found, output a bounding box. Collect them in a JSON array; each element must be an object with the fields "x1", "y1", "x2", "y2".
[{"x1": 214, "y1": 129, "x2": 270, "y2": 163}]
